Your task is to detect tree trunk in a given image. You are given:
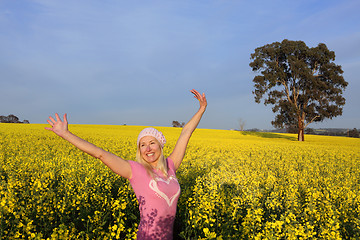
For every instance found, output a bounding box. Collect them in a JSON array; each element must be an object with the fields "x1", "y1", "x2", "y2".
[
  {"x1": 297, "y1": 116, "x2": 305, "y2": 141},
  {"x1": 298, "y1": 128, "x2": 304, "y2": 141}
]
